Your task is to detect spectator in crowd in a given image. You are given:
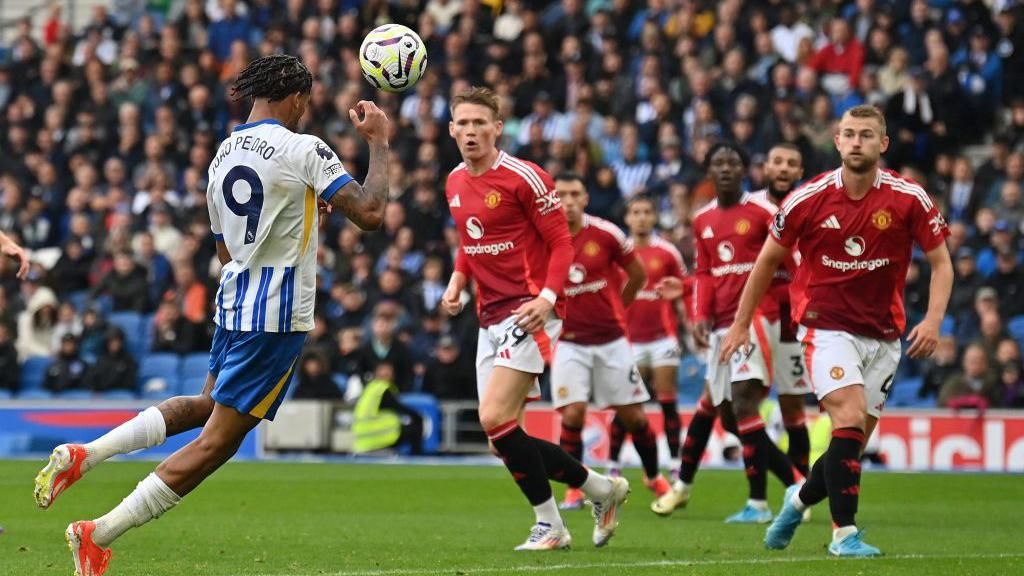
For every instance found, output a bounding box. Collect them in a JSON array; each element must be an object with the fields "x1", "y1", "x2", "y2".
[
  {"x1": 0, "y1": 324, "x2": 20, "y2": 393},
  {"x1": 920, "y1": 335, "x2": 959, "y2": 400},
  {"x1": 950, "y1": 248, "x2": 985, "y2": 324},
  {"x1": 86, "y1": 327, "x2": 137, "y2": 394},
  {"x1": 50, "y1": 238, "x2": 93, "y2": 297},
  {"x1": 43, "y1": 333, "x2": 89, "y2": 394},
  {"x1": 987, "y1": 247, "x2": 1024, "y2": 318},
  {"x1": 331, "y1": 327, "x2": 364, "y2": 383},
  {"x1": 51, "y1": 302, "x2": 82, "y2": 354},
  {"x1": 17, "y1": 283, "x2": 58, "y2": 360},
  {"x1": 292, "y1": 349, "x2": 343, "y2": 400},
  {"x1": 940, "y1": 343, "x2": 999, "y2": 409},
  {"x1": 150, "y1": 300, "x2": 198, "y2": 354},
  {"x1": 998, "y1": 362, "x2": 1024, "y2": 408},
  {"x1": 91, "y1": 250, "x2": 149, "y2": 313},
  {"x1": 422, "y1": 334, "x2": 475, "y2": 400},
  {"x1": 359, "y1": 303, "x2": 414, "y2": 393}
]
